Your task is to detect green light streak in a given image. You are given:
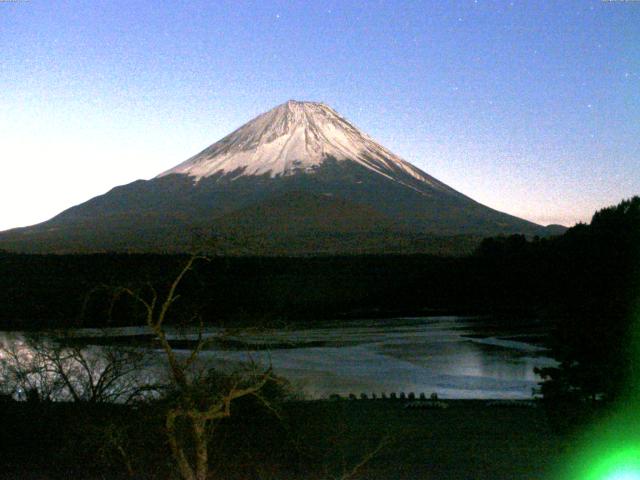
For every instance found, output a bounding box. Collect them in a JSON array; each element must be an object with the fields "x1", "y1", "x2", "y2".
[
  {"x1": 556, "y1": 300, "x2": 640, "y2": 480},
  {"x1": 607, "y1": 470, "x2": 640, "y2": 480},
  {"x1": 583, "y1": 447, "x2": 640, "y2": 480}
]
